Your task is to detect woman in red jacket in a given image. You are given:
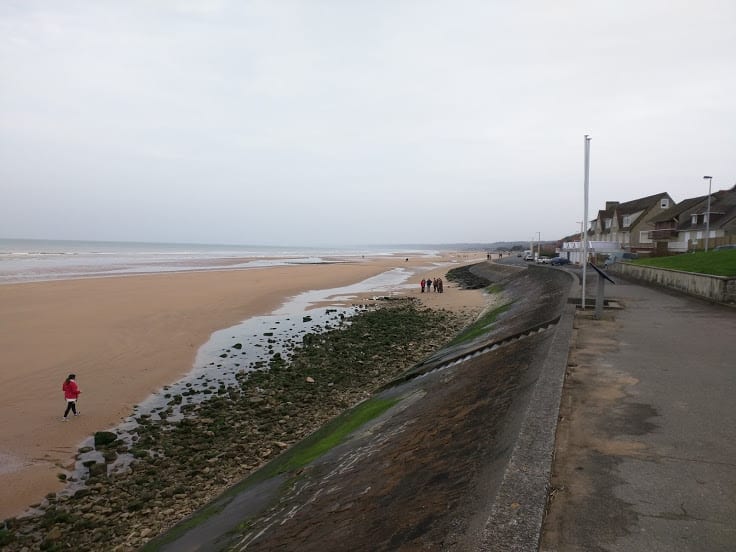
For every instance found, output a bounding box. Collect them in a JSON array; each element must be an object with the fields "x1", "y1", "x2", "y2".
[{"x1": 62, "y1": 374, "x2": 81, "y2": 421}]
